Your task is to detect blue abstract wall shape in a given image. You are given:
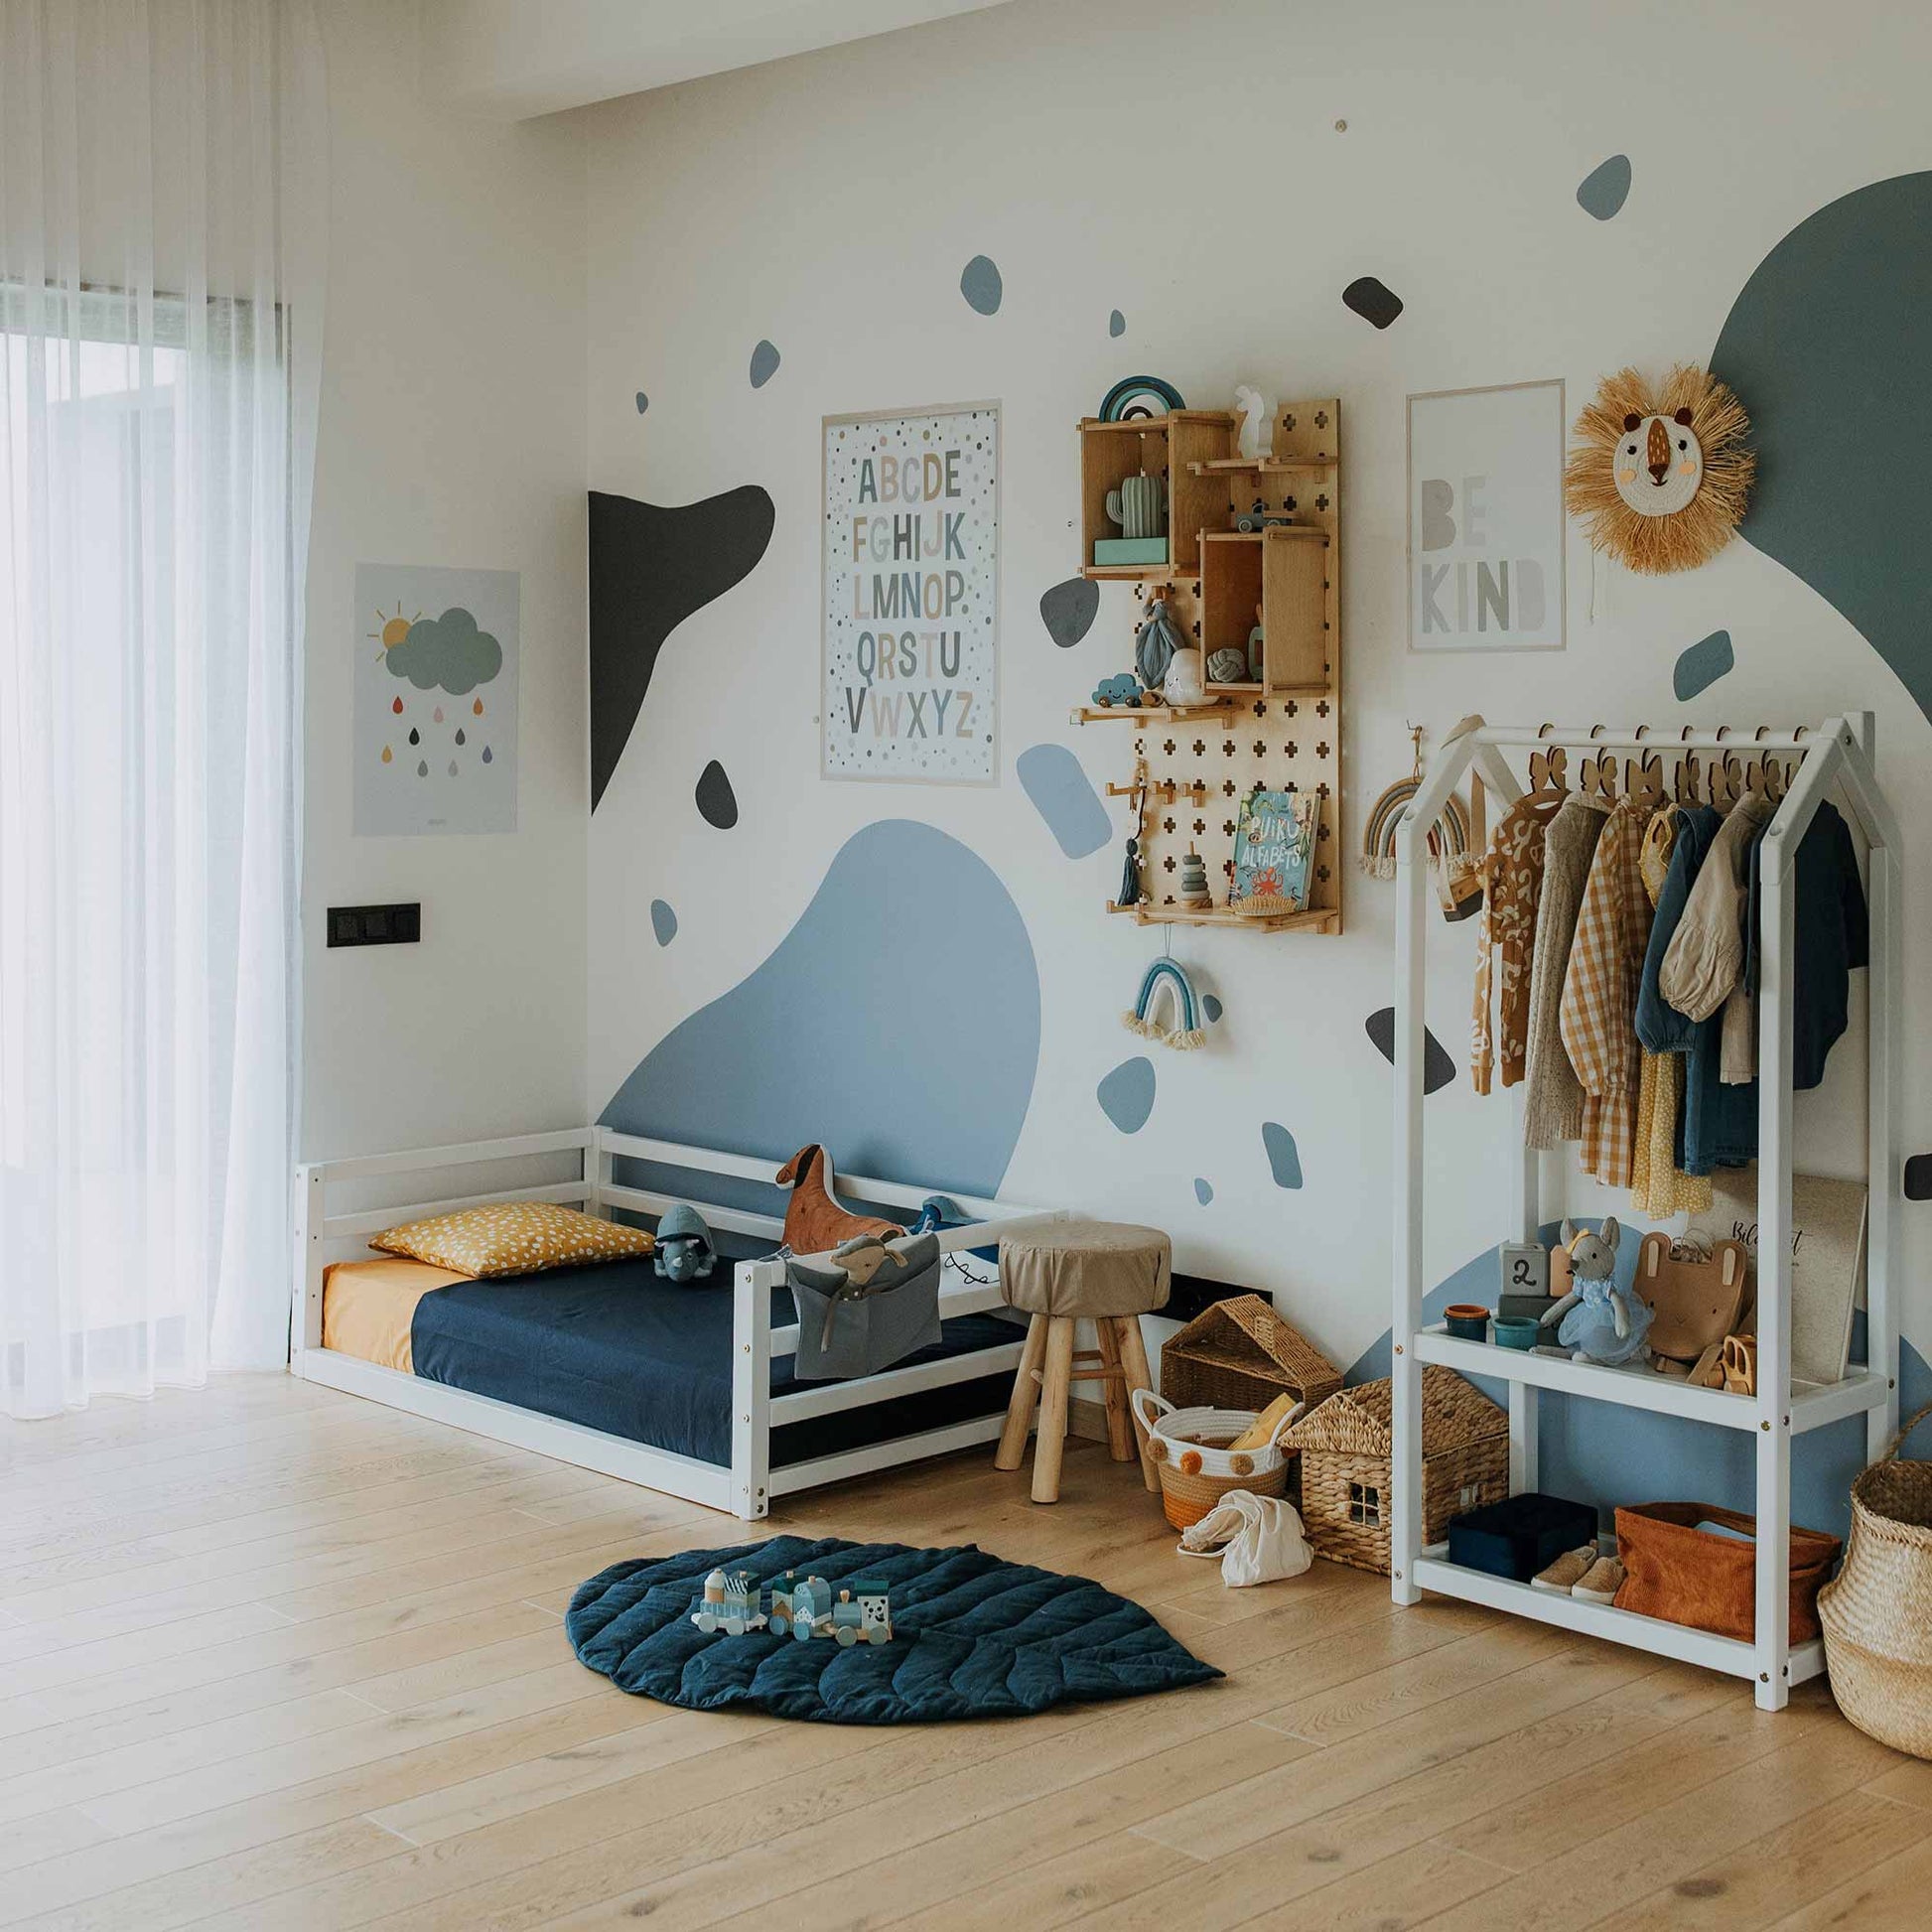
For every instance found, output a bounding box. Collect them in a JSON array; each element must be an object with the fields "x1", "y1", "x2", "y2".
[
  {"x1": 750, "y1": 339, "x2": 781, "y2": 388},
  {"x1": 1097, "y1": 1056, "x2": 1156, "y2": 1134},
  {"x1": 1038, "y1": 577, "x2": 1100, "y2": 648},
  {"x1": 1713, "y1": 172, "x2": 1932, "y2": 721},
  {"x1": 635, "y1": 391, "x2": 649, "y2": 414},
  {"x1": 1194, "y1": 1177, "x2": 1213, "y2": 1205},
  {"x1": 587, "y1": 486, "x2": 775, "y2": 811},
  {"x1": 1261, "y1": 1122, "x2": 1303, "y2": 1189},
  {"x1": 1576, "y1": 154, "x2": 1631, "y2": 220},
  {"x1": 1202, "y1": 994, "x2": 1224, "y2": 1025},
  {"x1": 1109, "y1": 309, "x2": 1126, "y2": 339},
  {"x1": 1363, "y1": 1006, "x2": 1455, "y2": 1094},
  {"x1": 1017, "y1": 744, "x2": 1112, "y2": 859},
  {"x1": 1345, "y1": 1222, "x2": 1932, "y2": 1544},
  {"x1": 649, "y1": 898, "x2": 677, "y2": 946},
  {"x1": 1674, "y1": 628, "x2": 1734, "y2": 701},
  {"x1": 960, "y1": 255, "x2": 1003, "y2": 316},
  {"x1": 600, "y1": 820, "x2": 1039, "y2": 1200}
]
